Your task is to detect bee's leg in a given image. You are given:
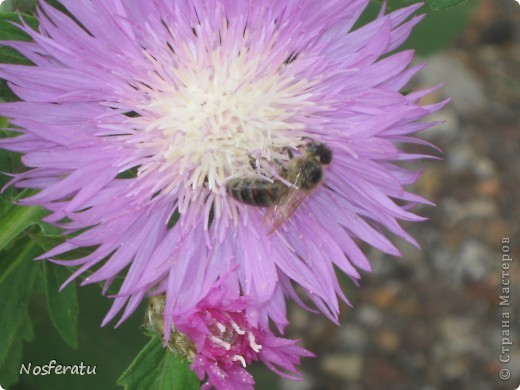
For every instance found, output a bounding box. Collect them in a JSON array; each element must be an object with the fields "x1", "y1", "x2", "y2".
[
  {"x1": 269, "y1": 165, "x2": 299, "y2": 189},
  {"x1": 248, "y1": 156, "x2": 257, "y2": 170},
  {"x1": 301, "y1": 136, "x2": 317, "y2": 142},
  {"x1": 247, "y1": 152, "x2": 276, "y2": 183},
  {"x1": 248, "y1": 150, "x2": 264, "y2": 174},
  {"x1": 284, "y1": 147, "x2": 294, "y2": 160}
]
